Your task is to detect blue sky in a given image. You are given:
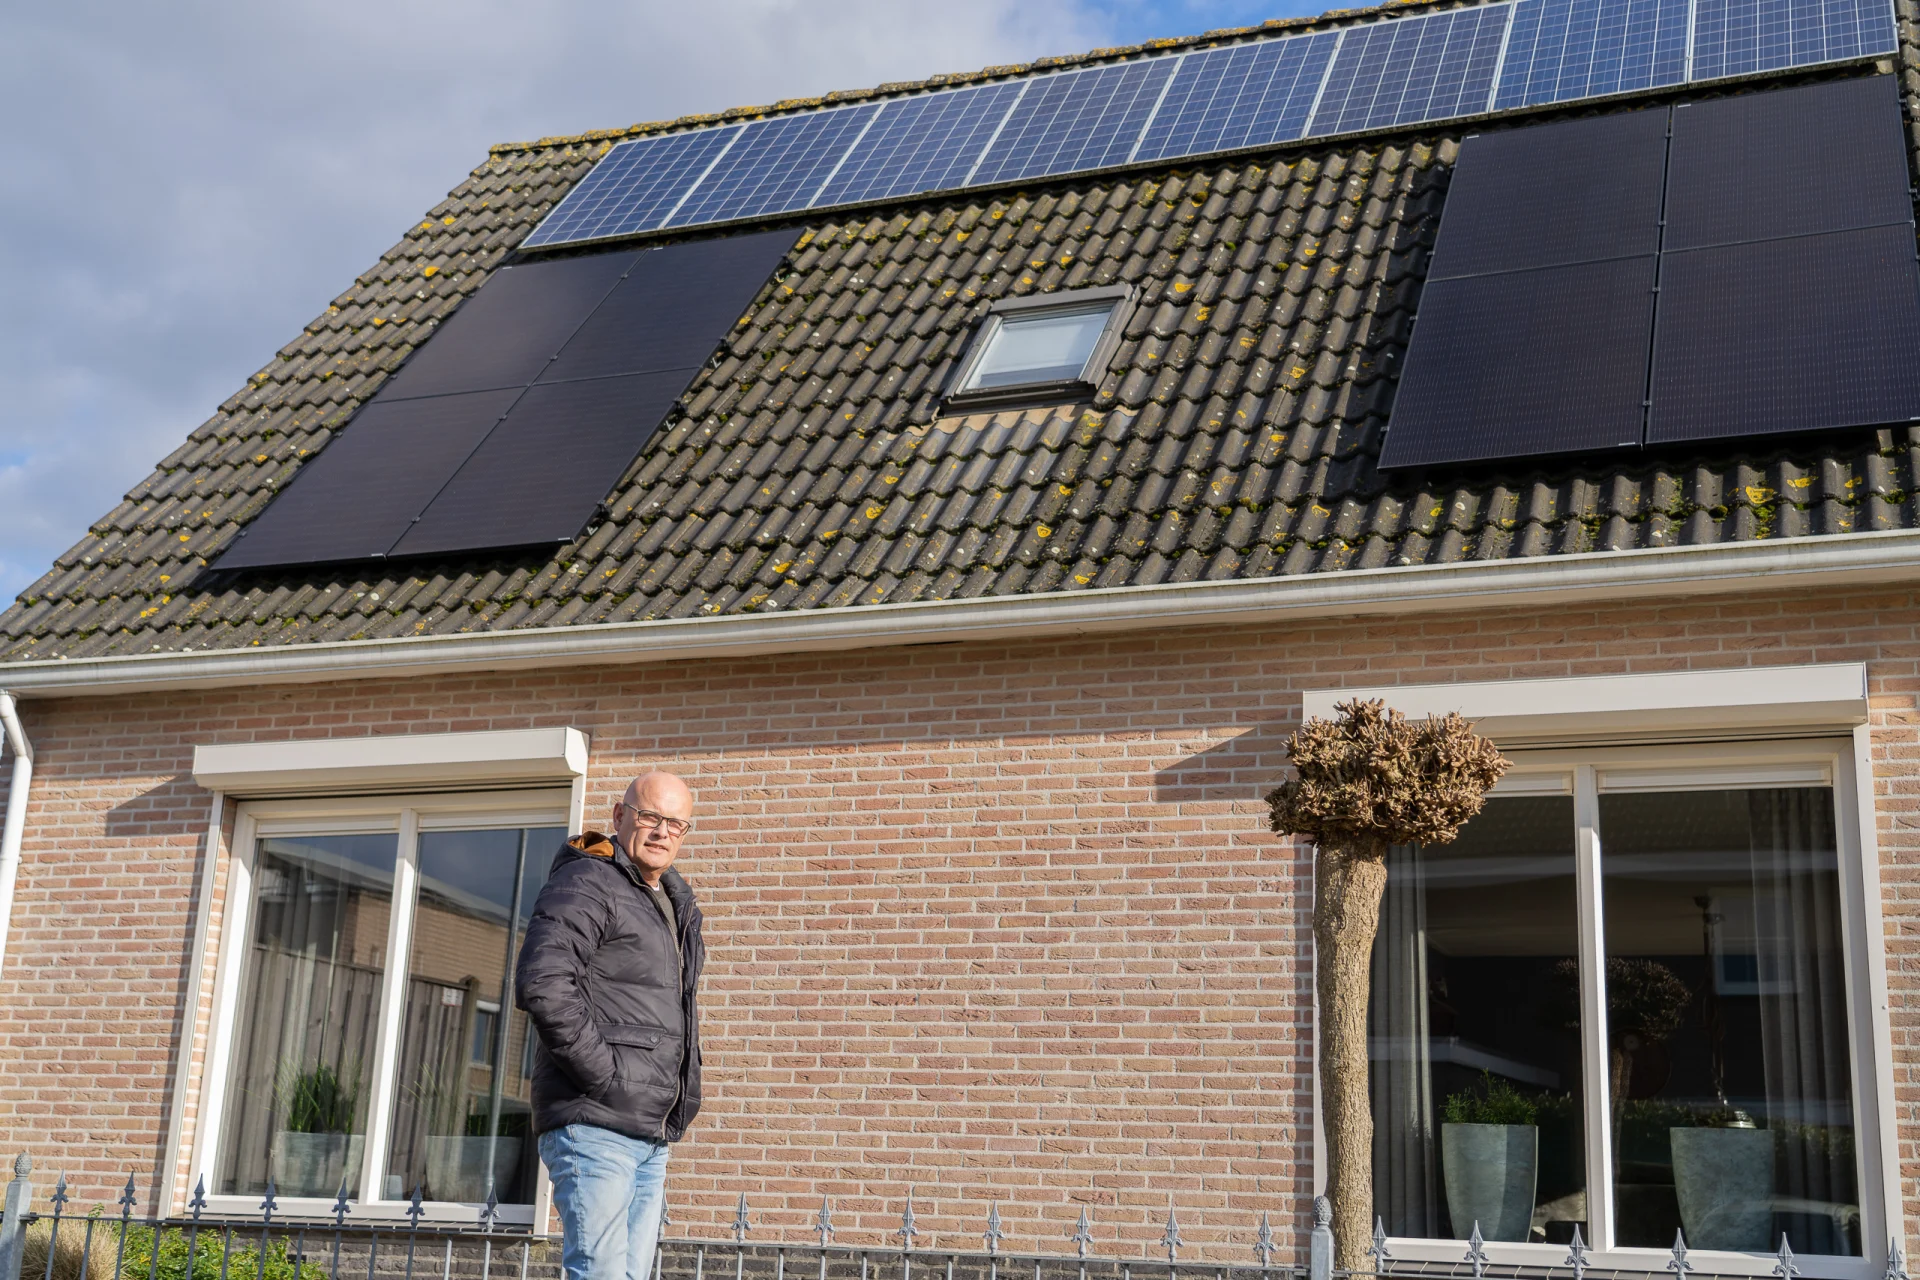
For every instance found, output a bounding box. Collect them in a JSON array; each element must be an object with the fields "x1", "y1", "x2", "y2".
[{"x1": 0, "y1": 0, "x2": 1324, "y2": 608}]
